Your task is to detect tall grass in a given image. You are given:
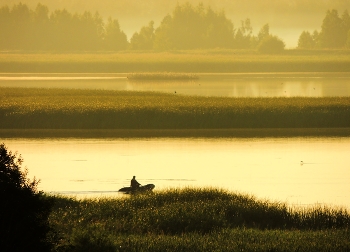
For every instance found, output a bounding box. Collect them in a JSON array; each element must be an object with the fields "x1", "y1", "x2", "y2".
[
  {"x1": 49, "y1": 188, "x2": 350, "y2": 251},
  {"x1": 55, "y1": 229, "x2": 350, "y2": 252},
  {"x1": 1, "y1": 87, "x2": 350, "y2": 130},
  {"x1": 1, "y1": 50, "x2": 350, "y2": 73}
]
